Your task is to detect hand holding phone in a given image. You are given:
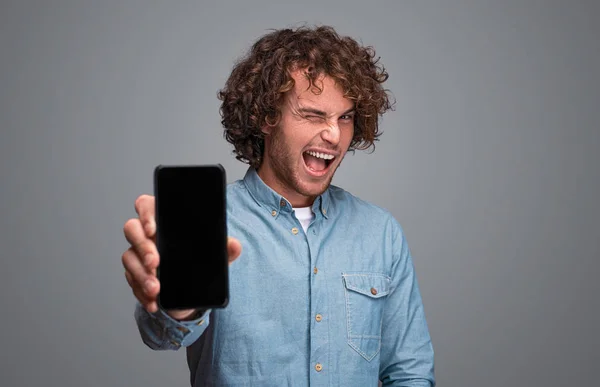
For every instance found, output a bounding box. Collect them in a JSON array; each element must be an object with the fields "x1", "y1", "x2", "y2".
[{"x1": 122, "y1": 165, "x2": 241, "y2": 319}]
